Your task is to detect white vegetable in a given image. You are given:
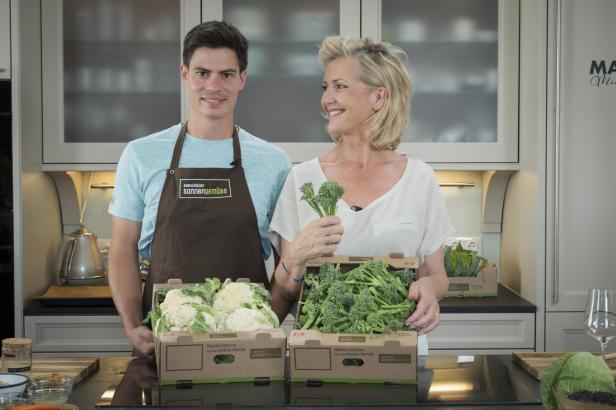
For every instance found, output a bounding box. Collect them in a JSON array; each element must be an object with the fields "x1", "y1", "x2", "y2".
[
  {"x1": 222, "y1": 307, "x2": 277, "y2": 332},
  {"x1": 213, "y1": 282, "x2": 254, "y2": 313},
  {"x1": 160, "y1": 289, "x2": 203, "y2": 311}
]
